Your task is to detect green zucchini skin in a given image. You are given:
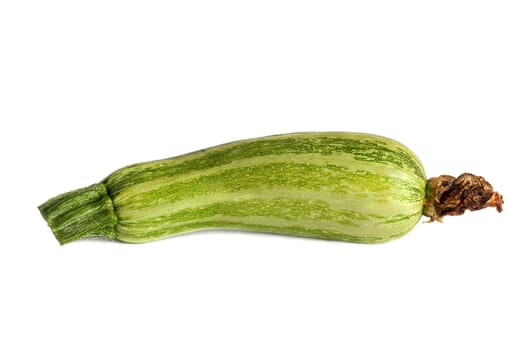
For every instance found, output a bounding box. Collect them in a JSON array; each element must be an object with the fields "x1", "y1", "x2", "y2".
[{"x1": 40, "y1": 132, "x2": 427, "y2": 244}]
